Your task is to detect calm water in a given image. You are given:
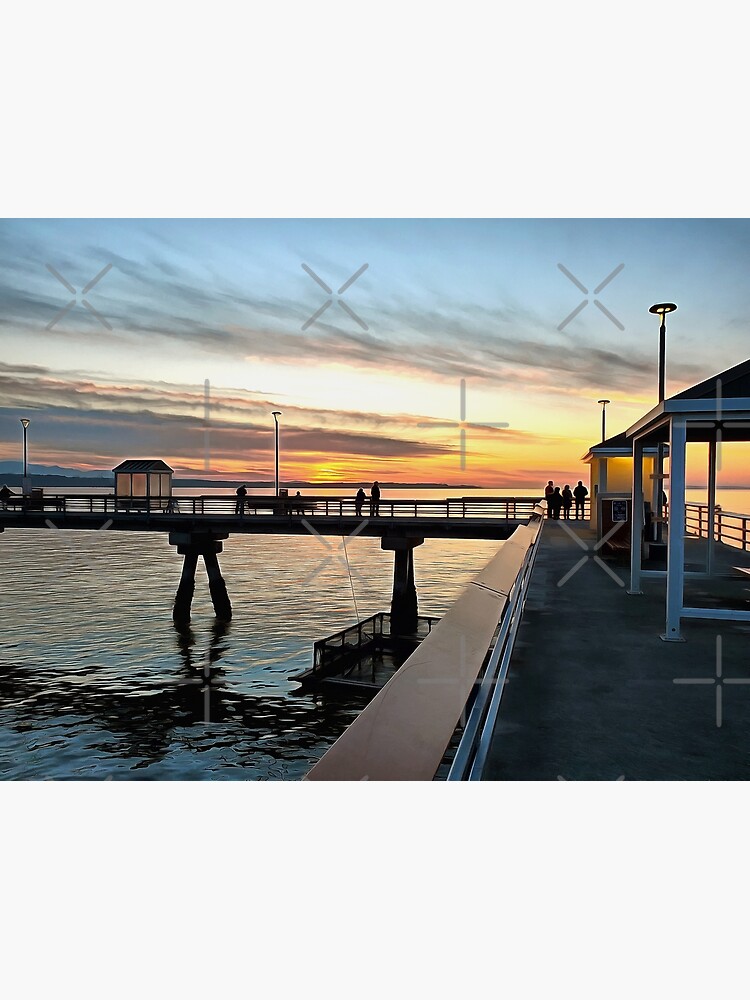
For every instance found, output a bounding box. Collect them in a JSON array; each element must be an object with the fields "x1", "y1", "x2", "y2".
[
  {"x1": 1, "y1": 486, "x2": 747, "y2": 780},
  {"x1": 0, "y1": 488, "x2": 505, "y2": 780}
]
